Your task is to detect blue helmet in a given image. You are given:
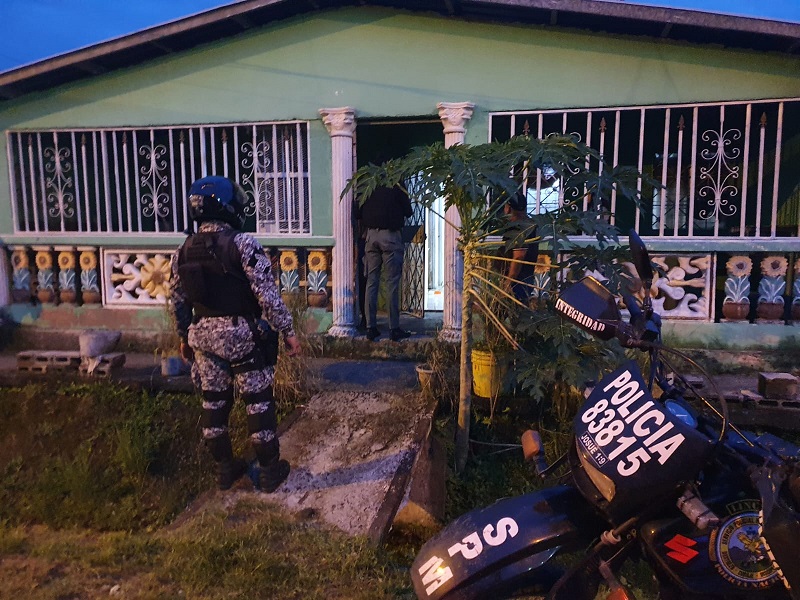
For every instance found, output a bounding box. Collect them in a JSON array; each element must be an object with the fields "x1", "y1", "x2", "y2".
[{"x1": 187, "y1": 175, "x2": 247, "y2": 229}]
